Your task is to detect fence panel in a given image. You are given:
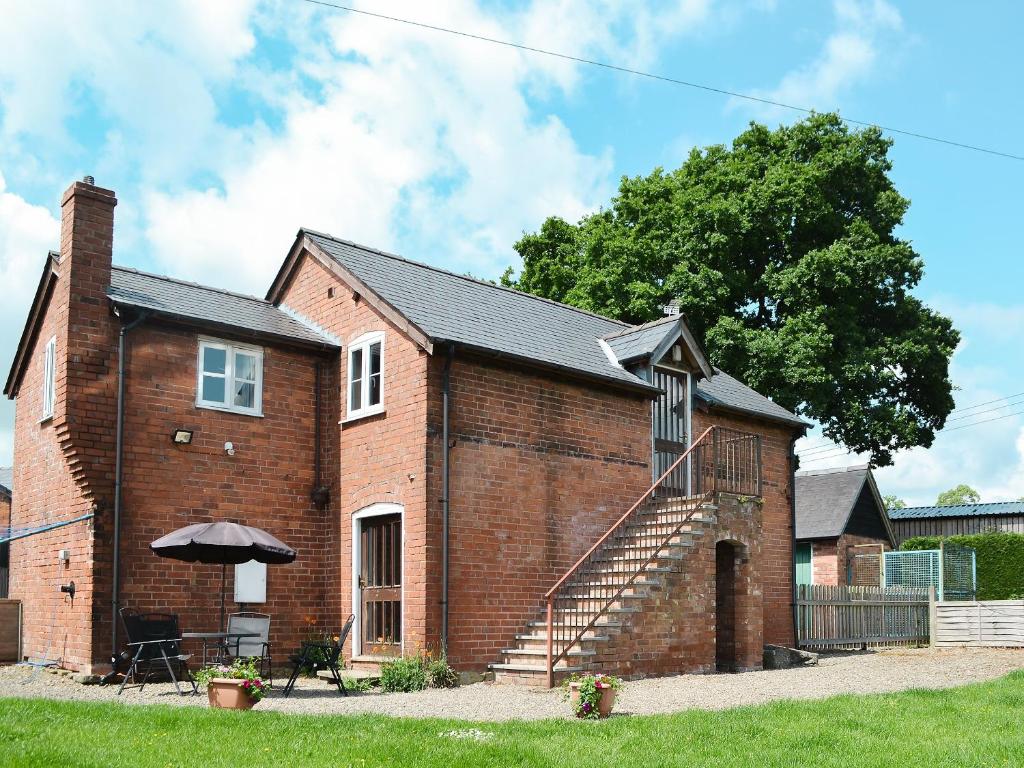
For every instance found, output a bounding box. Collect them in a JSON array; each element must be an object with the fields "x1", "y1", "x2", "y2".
[
  {"x1": 933, "y1": 600, "x2": 1024, "y2": 647},
  {"x1": 0, "y1": 599, "x2": 21, "y2": 662},
  {"x1": 796, "y1": 584, "x2": 930, "y2": 649}
]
